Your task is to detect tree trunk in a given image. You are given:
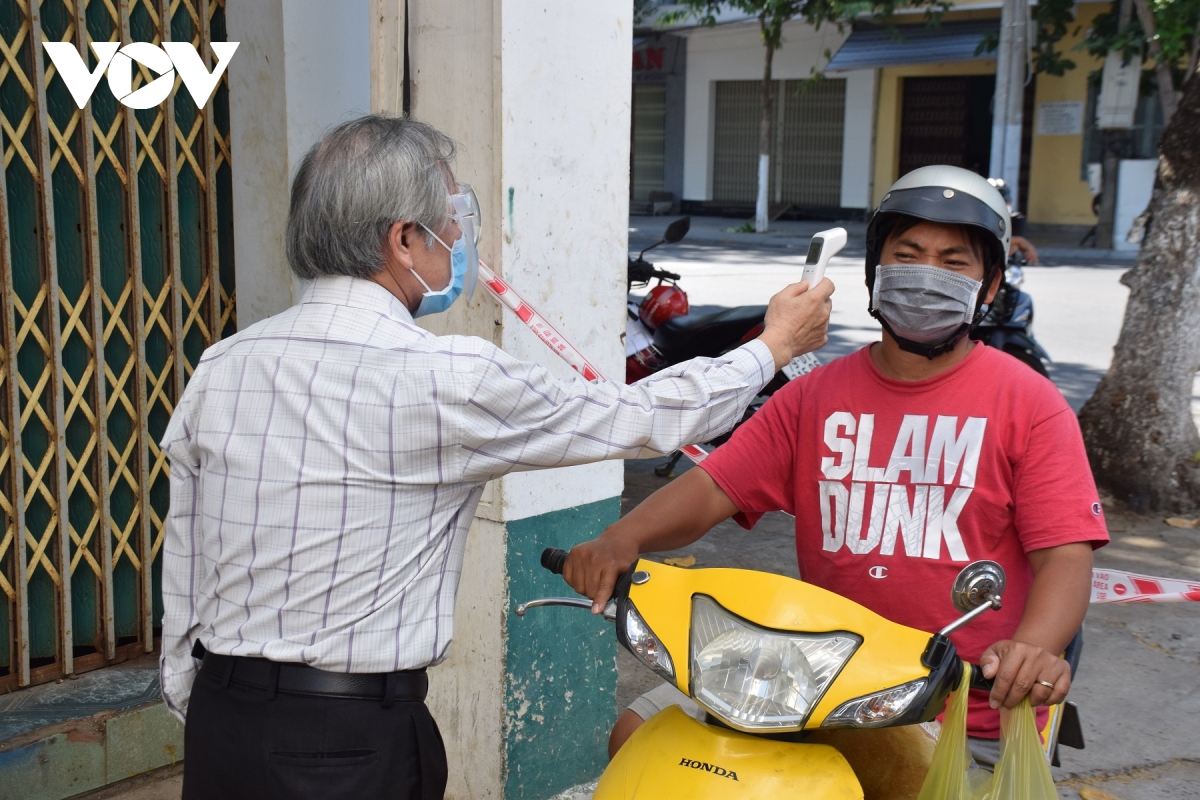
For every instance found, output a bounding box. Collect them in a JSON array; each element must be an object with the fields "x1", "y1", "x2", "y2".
[
  {"x1": 755, "y1": 20, "x2": 775, "y2": 234},
  {"x1": 1079, "y1": 71, "x2": 1200, "y2": 513},
  {"x1": 1187, "y1": 30, "x2": 1199, "y2": 87},
  {"x1": 1132, "y1": 0, "x2": 1178, "y2": 123}
]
